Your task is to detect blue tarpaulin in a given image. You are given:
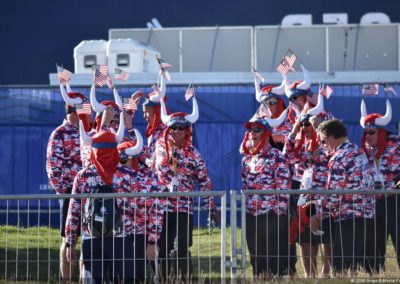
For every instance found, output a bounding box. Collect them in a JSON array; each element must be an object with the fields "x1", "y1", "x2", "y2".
[{"x1": 0, "y1": 84, "x2": 399, "y2": 226}]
